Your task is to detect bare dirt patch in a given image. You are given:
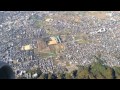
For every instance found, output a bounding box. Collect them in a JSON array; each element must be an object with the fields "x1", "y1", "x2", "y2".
[{"x1": 87, "y1": 11, "x2": 109, "y2": 20}]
